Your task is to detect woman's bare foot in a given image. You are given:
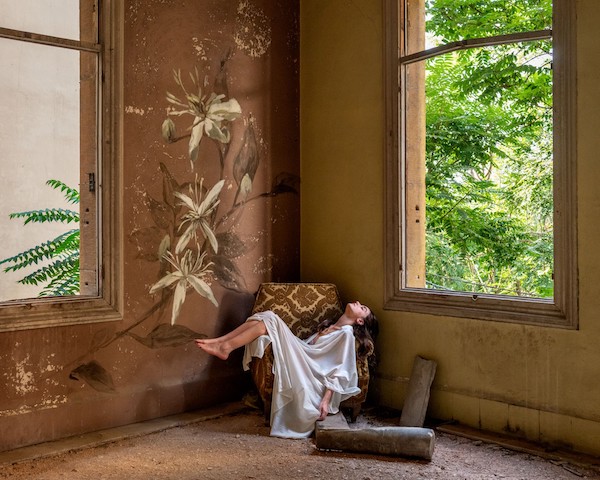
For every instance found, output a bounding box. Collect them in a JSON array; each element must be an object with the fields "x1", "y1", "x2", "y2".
[{"x1": 194, "y1": 339, "x2": 230, "y2": 360}]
